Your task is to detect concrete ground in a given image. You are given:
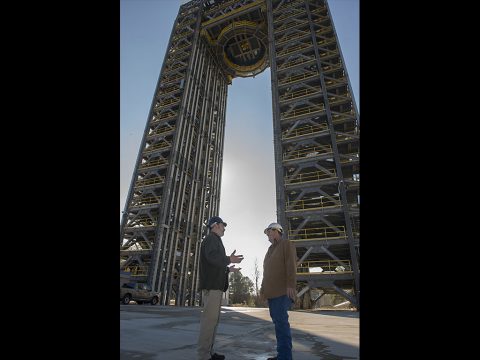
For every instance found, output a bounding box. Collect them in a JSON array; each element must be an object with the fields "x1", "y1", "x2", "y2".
[{"x1": 120, "y1": 305, "x2": 359, "y2": 360}]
